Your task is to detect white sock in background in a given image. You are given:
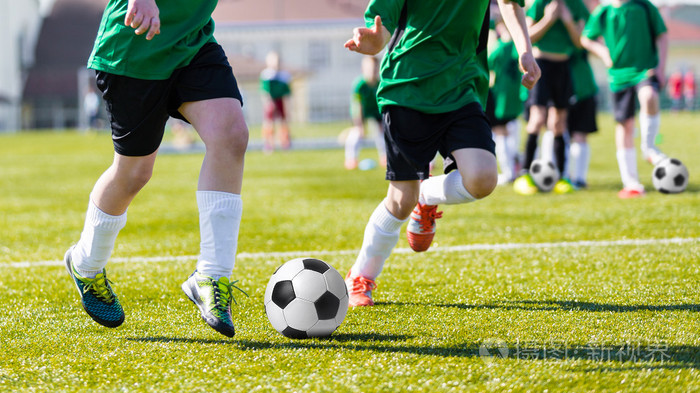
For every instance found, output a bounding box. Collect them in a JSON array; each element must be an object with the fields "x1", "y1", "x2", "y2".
[
  {"x1": 616, "y1": 148, "x2": 642, "y2": 190},
  {"x1": 420, "y1": 170, "x2": 477, "y2": 206},
  {"x1": 72, "y1": 198, "x2": 127, "y2": 278},
  {"x1": 196, "y1": 191, "x2": 243, "y2": 279},
  {"x1": 344, "y1": 127, "x2": 362, "y2": 163},
  {"x1": 350, "y1": 201, "x2": 406, "y2": 280},
  {"x1": 570, "y1": 141, "x2": 590, "y2": 184},
  {"x1": 494, "y1": 133, "x2": 514, "y2": 182},
  {"x1": 540, "y1": 130, "x2": 554, "y2": 163},
  {"x1": 639, "y1": 113, "x2": 665, "y2": 164}
]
